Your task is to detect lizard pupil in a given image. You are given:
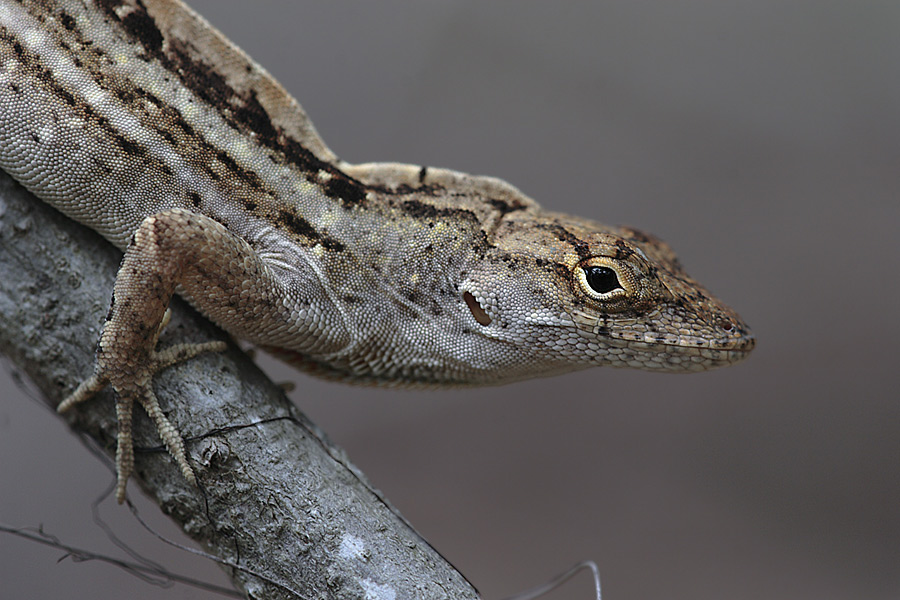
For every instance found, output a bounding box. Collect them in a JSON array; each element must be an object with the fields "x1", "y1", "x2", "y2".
[{"x1": 584, "y1": 266, "x2": 621, "y2": 294}]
